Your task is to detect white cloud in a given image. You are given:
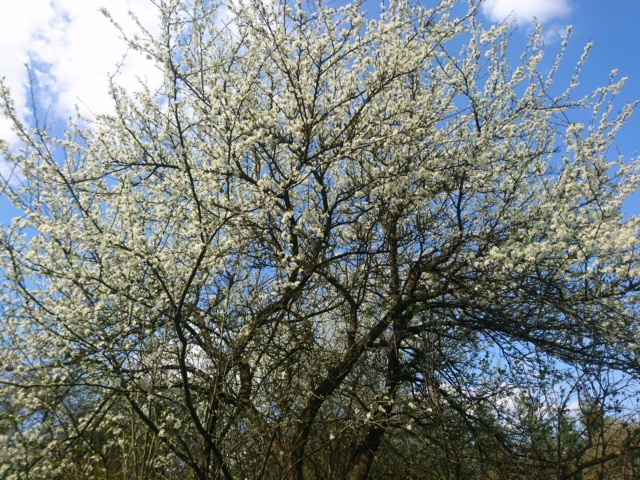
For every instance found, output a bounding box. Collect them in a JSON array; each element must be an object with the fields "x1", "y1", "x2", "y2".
[
  {"x1": 0, "y1": 0, "x2": 163, "y2": 145},
  {"x1": 481, "y1": 0, "x2": 571, "y2": 25},
  {"x1": 0, "y1": 0, "x2": 53, "y2": 146}
]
